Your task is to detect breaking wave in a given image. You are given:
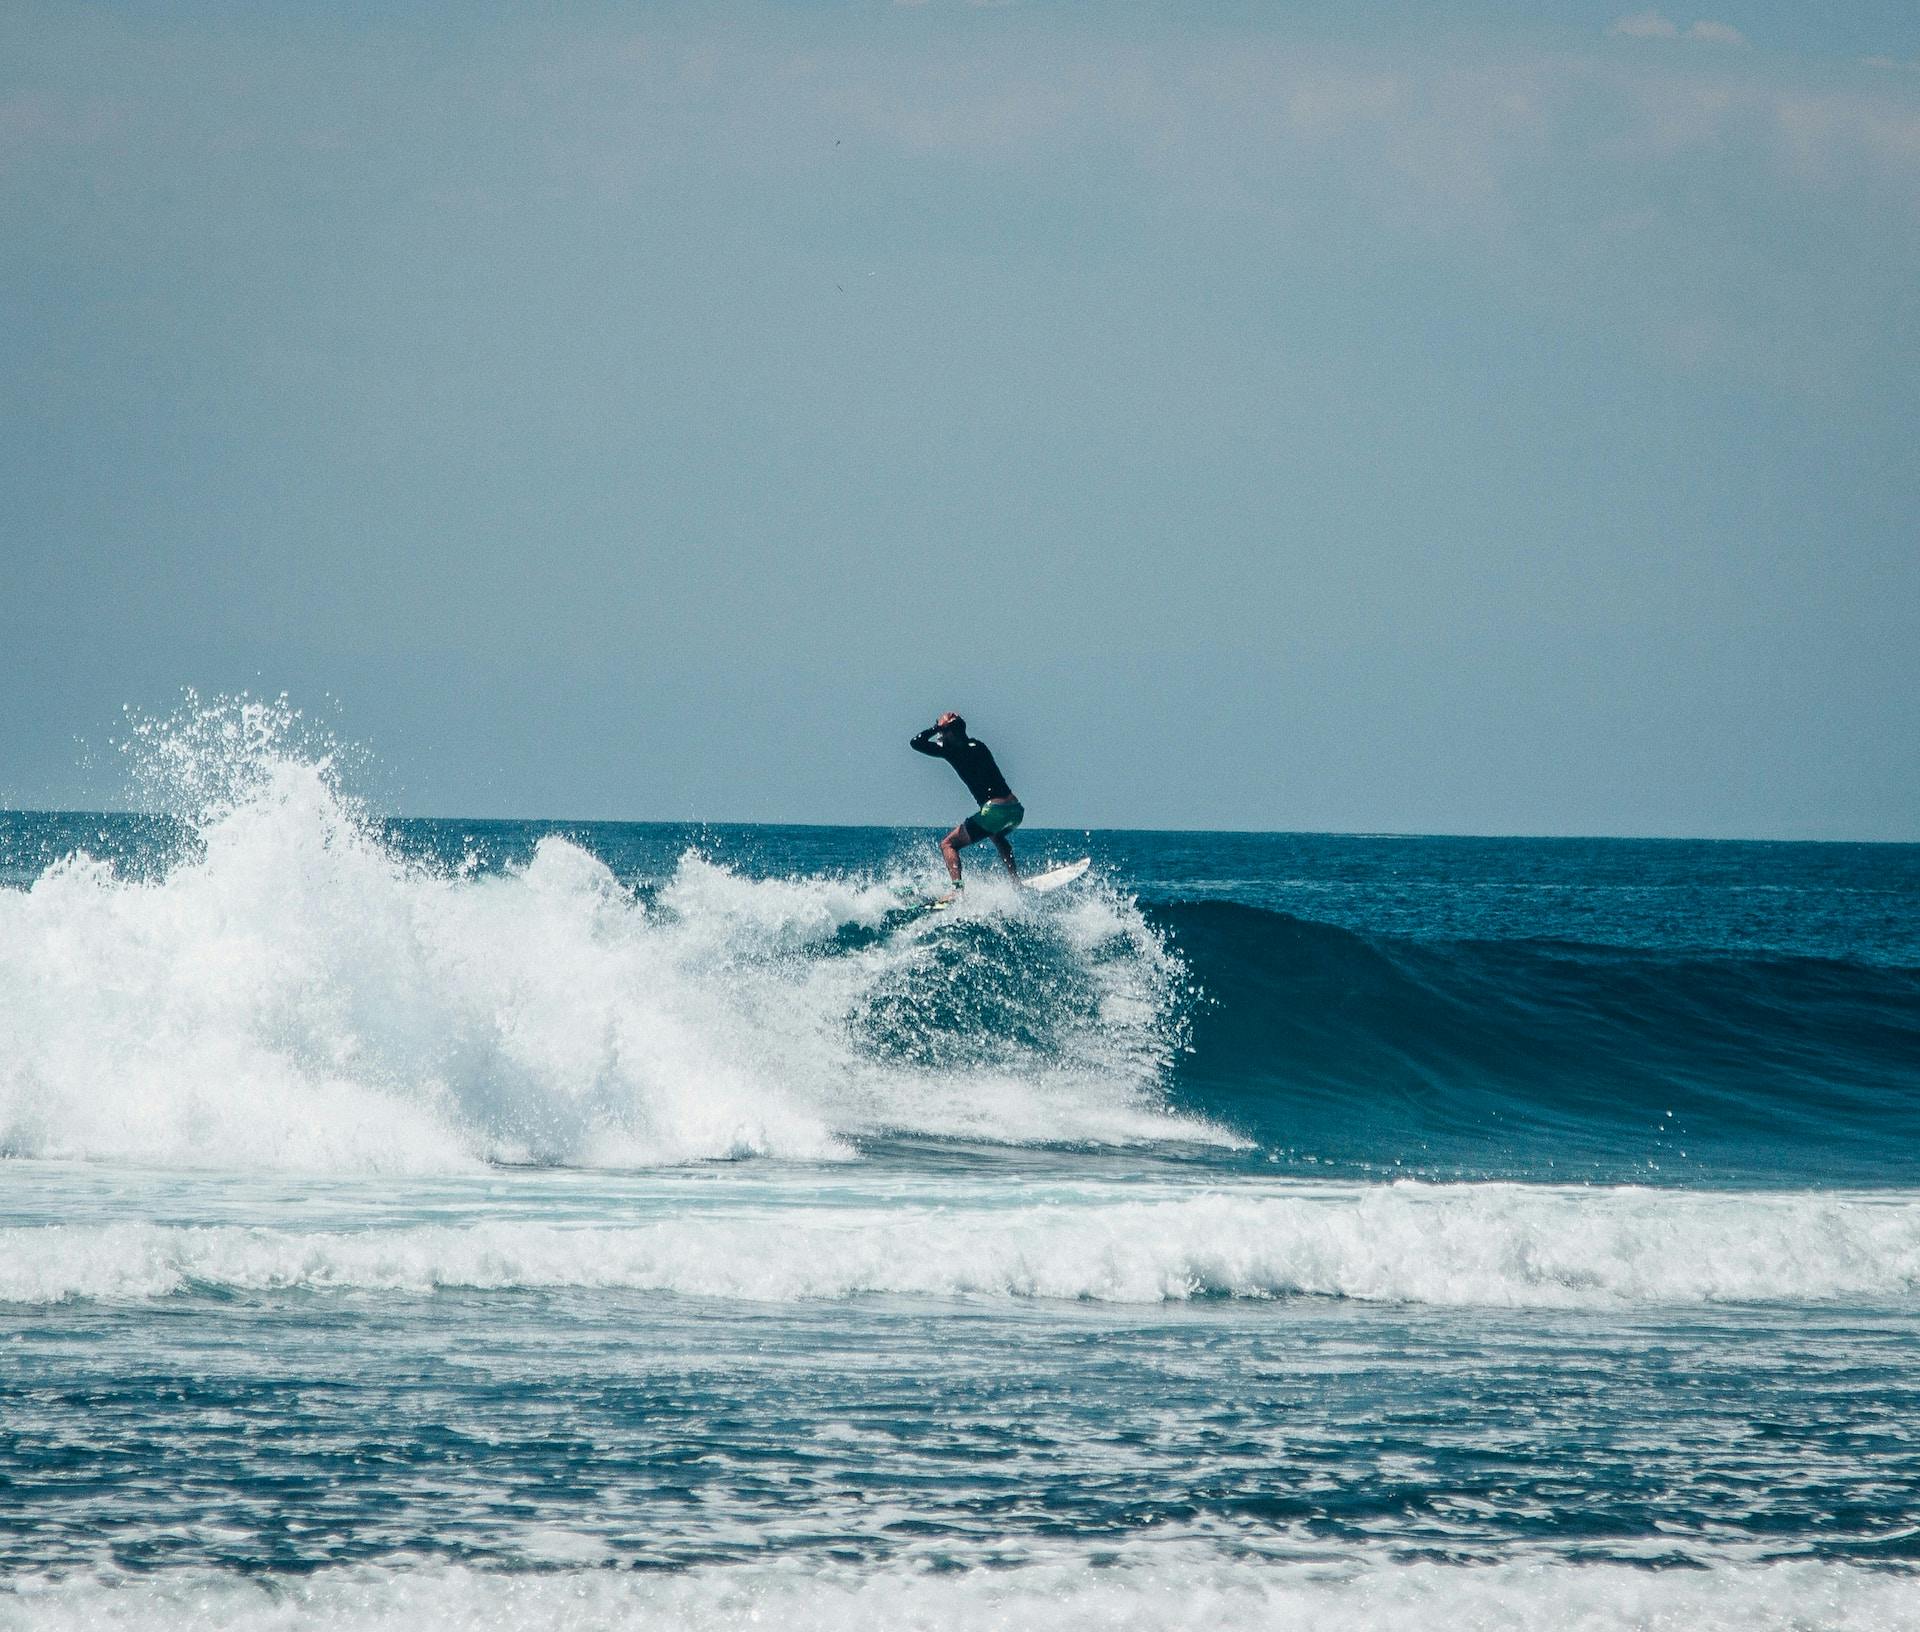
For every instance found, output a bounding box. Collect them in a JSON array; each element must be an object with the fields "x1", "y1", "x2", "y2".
[
  {"x1": 8, "y1": 1183, "x2": 1920, "y2": 1308},
  {"x1": 0, "y1": 701, "x2": 1208, "y2": 1171},
  {"x1": 3, "y1": 1554, "x2": 1917, "y2": 1632},
  {"x1": 6, "y1": 696, "x2": 1916, "y2": 1185}
]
